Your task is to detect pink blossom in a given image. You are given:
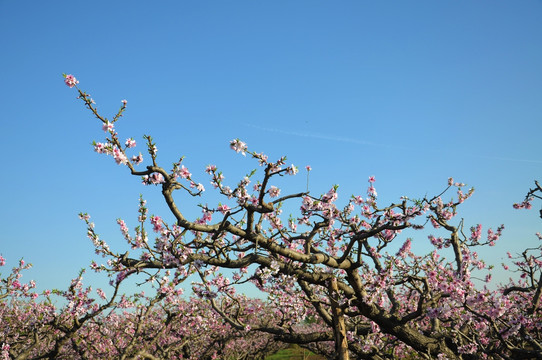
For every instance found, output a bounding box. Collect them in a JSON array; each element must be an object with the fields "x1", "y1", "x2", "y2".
[
  {"x1": 121, "y1": 99, "x2": 127, "y2": 105},
  {"x1": 78, "y1": 213, "x2": 90, "y2": 221},
  {"x1": 201, "y1": 211, "x2": 212, "y2": 223},
  {"x1": 131, "y1": 153, "x2": 143, "y2": 165},
  {"x1": 288, "y1": 219, "x2": 297, "y2": 232},
  {"x1": 205, "y1": 164, "x2": 217, "y2": 174},
  {"x1": 253, "y1": 152, "x2": 269, "y2": 166},
  {"x1": 368, "y1": 175, "x2": 376, "y2": 183},
  {"x1": 268, "y1": 186, "x2": 281, "y2": 198},
  {"x1": 306, "y1": 165, "x2": 312, "y2": 171},
  {"x1": 94, "y1": 142, "x2": 107, "y2": 154},
  {"x1": 396, "y1": 238, "x2": 412, "y2": 258},
  {"x1": 429, "y1": 235, "x2": 444, "y2": 249},
  {"x1": 230, "y1": 139, "x2": 248, "y2": 155},
  {"x1": 146, "y1": 173, "x2": 165, "y2": 184},
  {"x1": 102, "y1": 121, "x2": 114, "y2": 133},
  {"x1": 458, "y1": 344, "x2": 477, "y2": 354},
  {"x1": 64, "y1": 74, "x2": 79, "y2": 88},
  {"x1": 12, "y1": 280, "x2": 21, "y2": 289},
  {"x1": 112, "y1": 146, "x2": 128, "y2": 165},
  {"x1": 117, "y1": 219, "x2": 129, "y2": 236},
  {"x1": 514, "y1": 200, "x2": 534, "y2": 209},
  {"x1": 150, "y1": 216, "x2": 163, "y2": 232},
  {"x1": 97, "y1": 288, "x2": 107, "y2": 300},
  {"x1": 2, "y1": 343, "x2": 10, "y2": 360},
  {"x1": 287, "y1": 165, "x2": 298, "y2": 175},
  {"x1": 177, "y1": 165, "x2": 191, "y2": 179},
  {"x1": 469, "y1": 224, "x2": 482, "y2": 243},
  {"x1": 125, "y1": 138, "x2": 136, "y2": 148},
  {"x1": 440, "y1": 210, "x2": 453, "y2": 220},
  {"x1": 217, "y1": 204, "x2": 230, "y2": 215}
]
